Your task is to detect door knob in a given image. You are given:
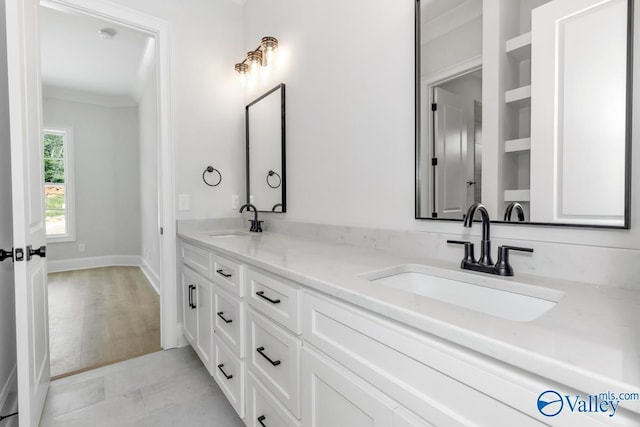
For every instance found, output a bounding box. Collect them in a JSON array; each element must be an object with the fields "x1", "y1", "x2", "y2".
[{"x1": 26, "y1": 245, "x2": 46, "y2": 261}]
